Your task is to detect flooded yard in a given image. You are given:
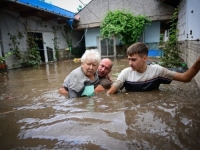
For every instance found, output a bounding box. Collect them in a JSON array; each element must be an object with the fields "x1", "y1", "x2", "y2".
[{"x1": 0, "y1": 58, "x2": 200, "y2": 150}]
